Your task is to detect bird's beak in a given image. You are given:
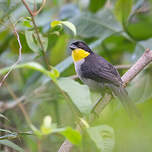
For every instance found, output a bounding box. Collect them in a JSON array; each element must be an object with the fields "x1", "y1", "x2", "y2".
[{"x1": 69, "y1": 44, "x2": 77, "y2": 50}]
